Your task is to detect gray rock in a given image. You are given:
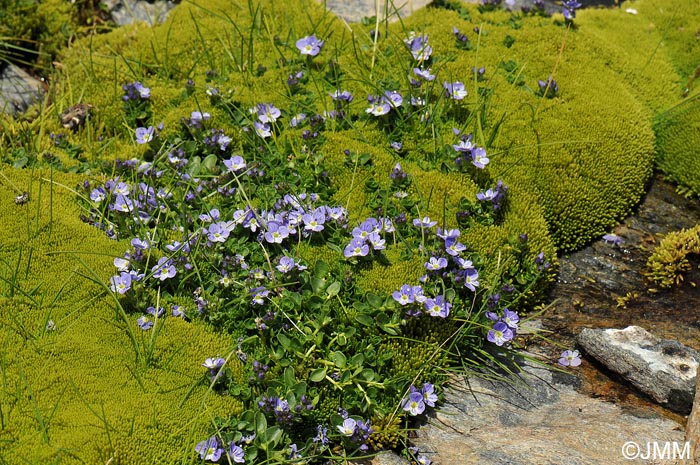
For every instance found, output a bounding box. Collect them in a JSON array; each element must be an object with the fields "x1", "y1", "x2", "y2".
[
  {"x1": 101, "y1": 0, "x2": 178, "y2": 26},
  {"x1": 578, "y1": 326, "x2": 699, "y2": 413},
  {"x1": 412, "y1": 359, "x2": 685, "y2": 465},
  {"x1": 368, "y1": 451, "x2": 412, "y2": 465},
  {"x1": 0, "y1": 63, "x2": 45, "y2": 115}
]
